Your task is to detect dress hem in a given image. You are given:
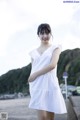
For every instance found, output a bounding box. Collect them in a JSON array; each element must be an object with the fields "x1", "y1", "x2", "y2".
[{"x1": 28, "y1": 106, "x2": 67, "y2": 114}]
